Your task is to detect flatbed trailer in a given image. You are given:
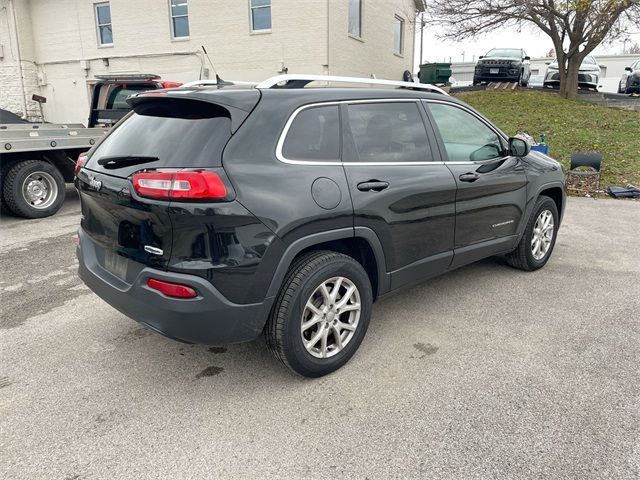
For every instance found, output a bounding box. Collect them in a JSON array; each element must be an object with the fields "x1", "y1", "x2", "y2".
[{"x1": 0, "y1": 123, "x2": 108, "y2": 218}]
